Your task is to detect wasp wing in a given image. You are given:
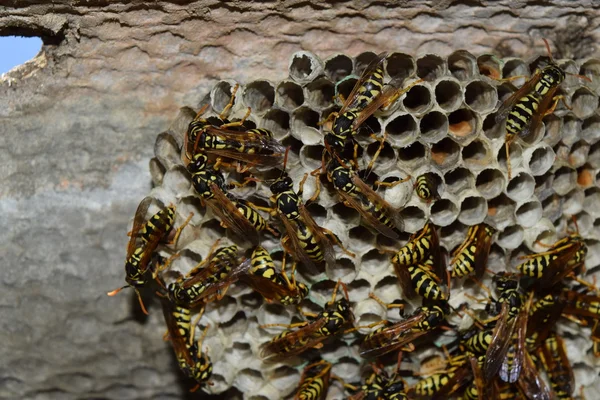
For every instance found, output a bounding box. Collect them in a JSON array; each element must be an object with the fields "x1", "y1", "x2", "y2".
[
  {"x1": 484, "y1": 303, "x2": 518, "y2": 381},
  {"x1": 160, "y1": 298, "x2": 195, "y2": 367},
  {"x1": 499, "y1": 304, "x2": 527, "y2": 383},
  {"x1": 127, "y1": 197, "x2": 153, "y2": 258},
  {"x1": 359, "y1": 313, "x2": 426, "y2": 358},
  {"x1": 299, "y1": 204, "x2": 336, "y2": 268},
  {"x1": 517, "y1": 350, "x2": 552, "y2": 400},
  {"x1": 351, "y1": 174, "x2": 403, "y2": 237},
  {"x1": 260, "y1": 318, "x2": 329, "y2": 360},
  {"x1": 278, "y1": 212, "x2": 321, "y2": 275},
  {"x1": 473, "y1": 225, "x2": 495, "y2": 280},
  {"x1": 495, "y1": 72, "x2": 543, "y2": 124},
  {"x1": 337, "y1": 53, "x2": 388, "y2": 116}
]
